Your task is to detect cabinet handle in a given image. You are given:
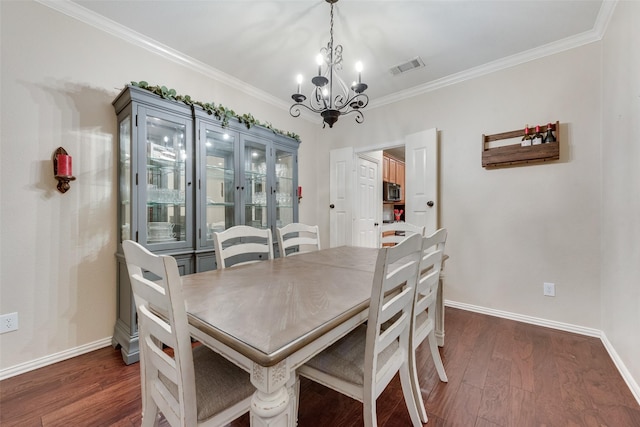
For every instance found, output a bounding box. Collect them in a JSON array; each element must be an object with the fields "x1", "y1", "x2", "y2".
[
  {"x1": 427, "y1": 201, "x2": 434, "y2": 207},
  {"x1": 330, "y1": 204, "x2": 335, "y2": 209}
]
